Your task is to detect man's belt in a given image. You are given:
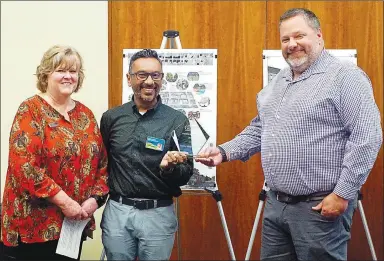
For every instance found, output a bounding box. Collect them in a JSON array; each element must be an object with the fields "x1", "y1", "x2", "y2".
[
  {"x1": 109, "y1": 194, "x2": 173, "y2": 210},
  {"x1": 272, "y1": 190, "x2": 332, "y2": 204}
]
